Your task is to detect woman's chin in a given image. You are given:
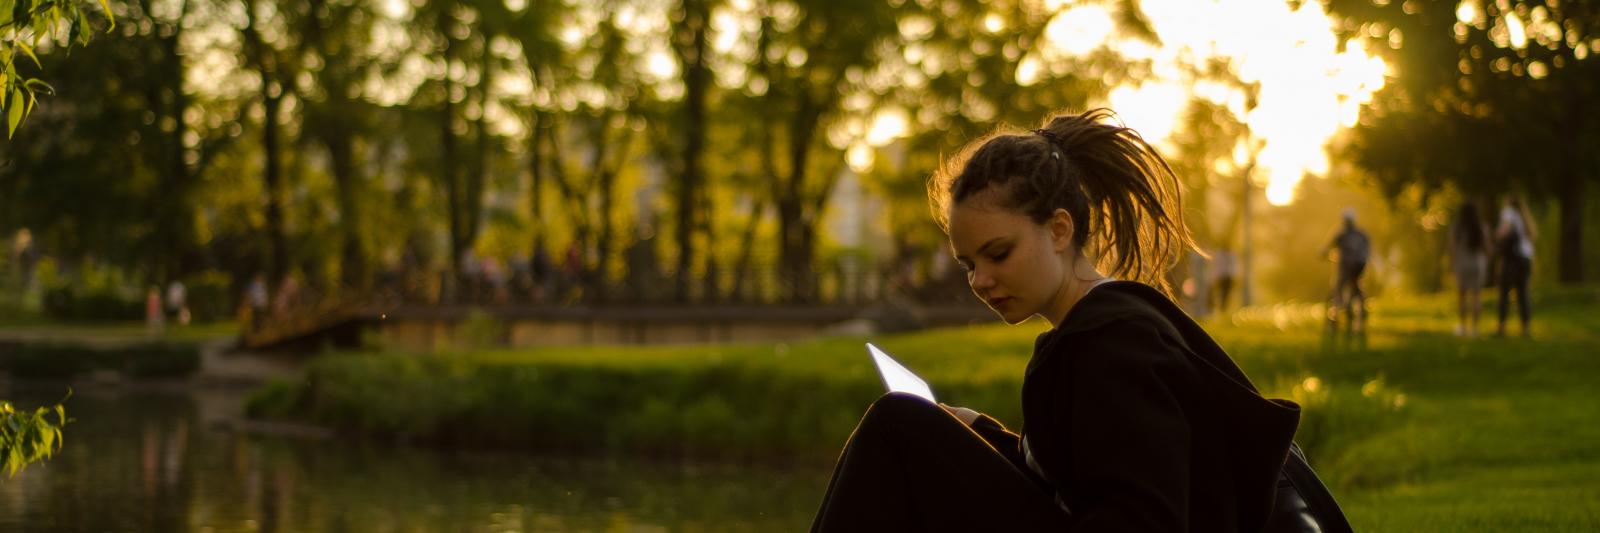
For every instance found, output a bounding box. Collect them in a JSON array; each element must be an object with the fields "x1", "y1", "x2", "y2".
[{"x1": 991, "y1": 307, "x2": 1030, "y2": 325}]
